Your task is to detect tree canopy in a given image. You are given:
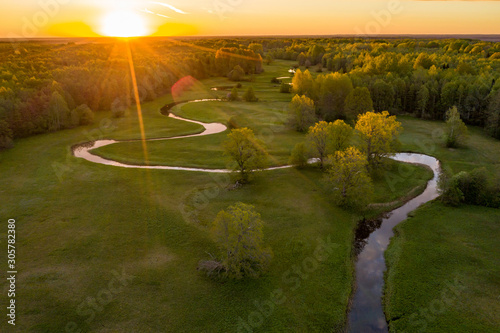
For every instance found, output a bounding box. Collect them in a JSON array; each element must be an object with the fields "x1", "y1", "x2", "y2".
[
  {"x1": 210, "y1": 202, "x2": 272, "y2": 279},
  {"x1": 289, "y1": 94, "x2": 317, "y2": 132},
  {"x1": 223, "y1": 128, "x2": 269, "y2": 181},
  {"x1": 355, "y1": 111, "x2": 402, "y2": 166},
  {"x1": 445, "y1": 106, "x2": 468, "y2": 148},
  {"x1": 326, "y1": 147, "x2": 373, "y2": 207}
]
